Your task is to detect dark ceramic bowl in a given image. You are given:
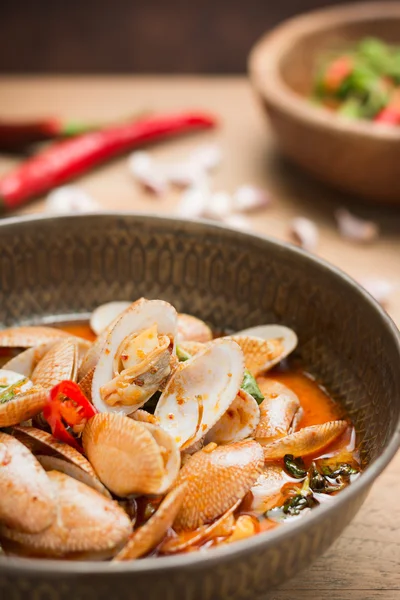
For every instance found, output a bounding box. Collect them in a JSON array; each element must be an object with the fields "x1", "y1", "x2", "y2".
[{"x1": 0, "y1": 213, "x2": 399, "y2": 600}]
